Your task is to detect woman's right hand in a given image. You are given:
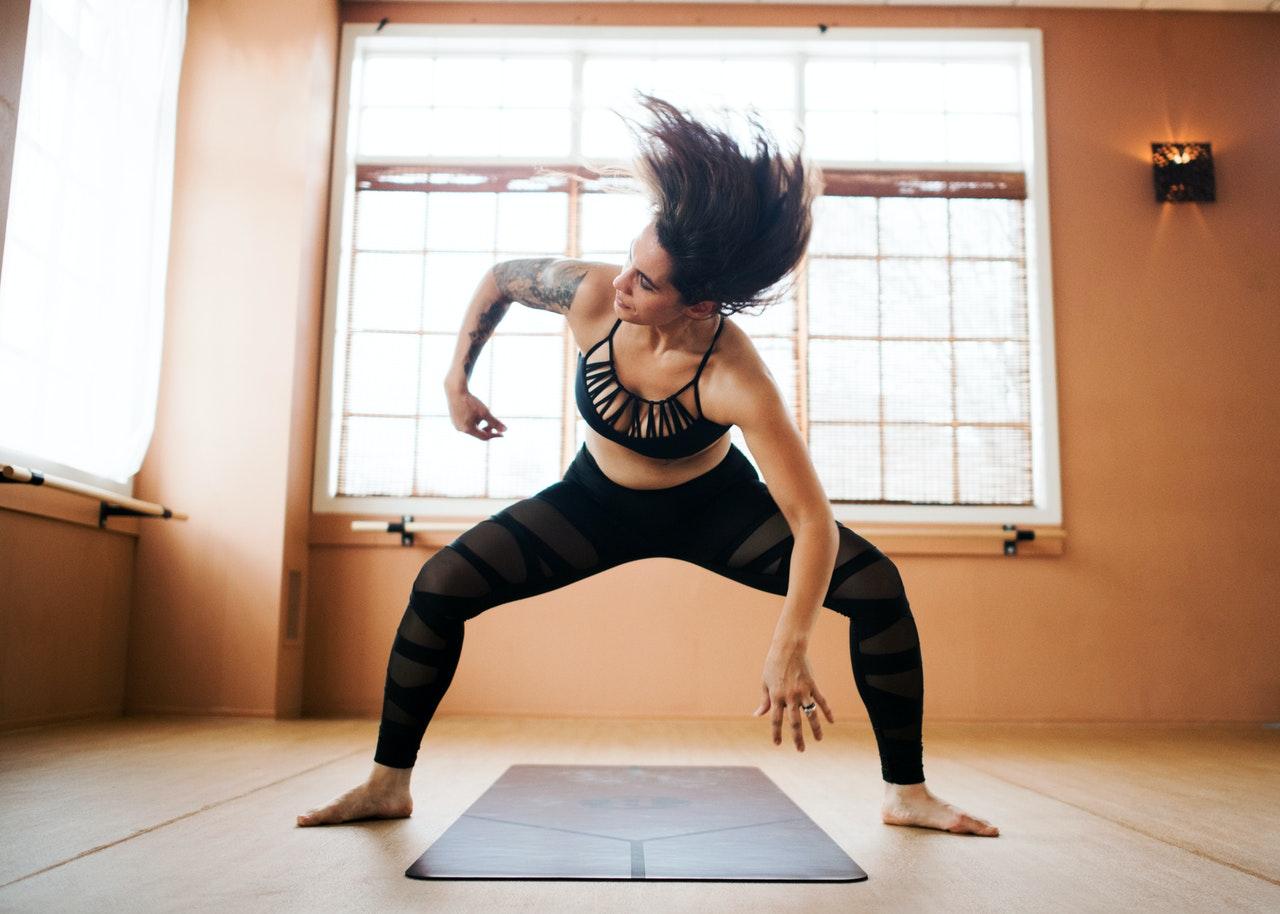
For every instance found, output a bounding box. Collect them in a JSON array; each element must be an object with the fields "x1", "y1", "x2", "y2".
[{"x1": 447, "y1": 385, "x2": 506, "y2": 441}]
